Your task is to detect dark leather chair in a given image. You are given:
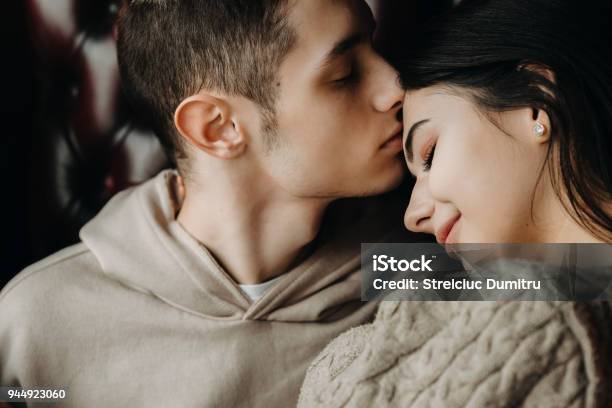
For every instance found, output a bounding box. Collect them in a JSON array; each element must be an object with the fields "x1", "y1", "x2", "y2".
[{"x1": 24, "y1": 0, "x2": 169, "y2": 263}]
